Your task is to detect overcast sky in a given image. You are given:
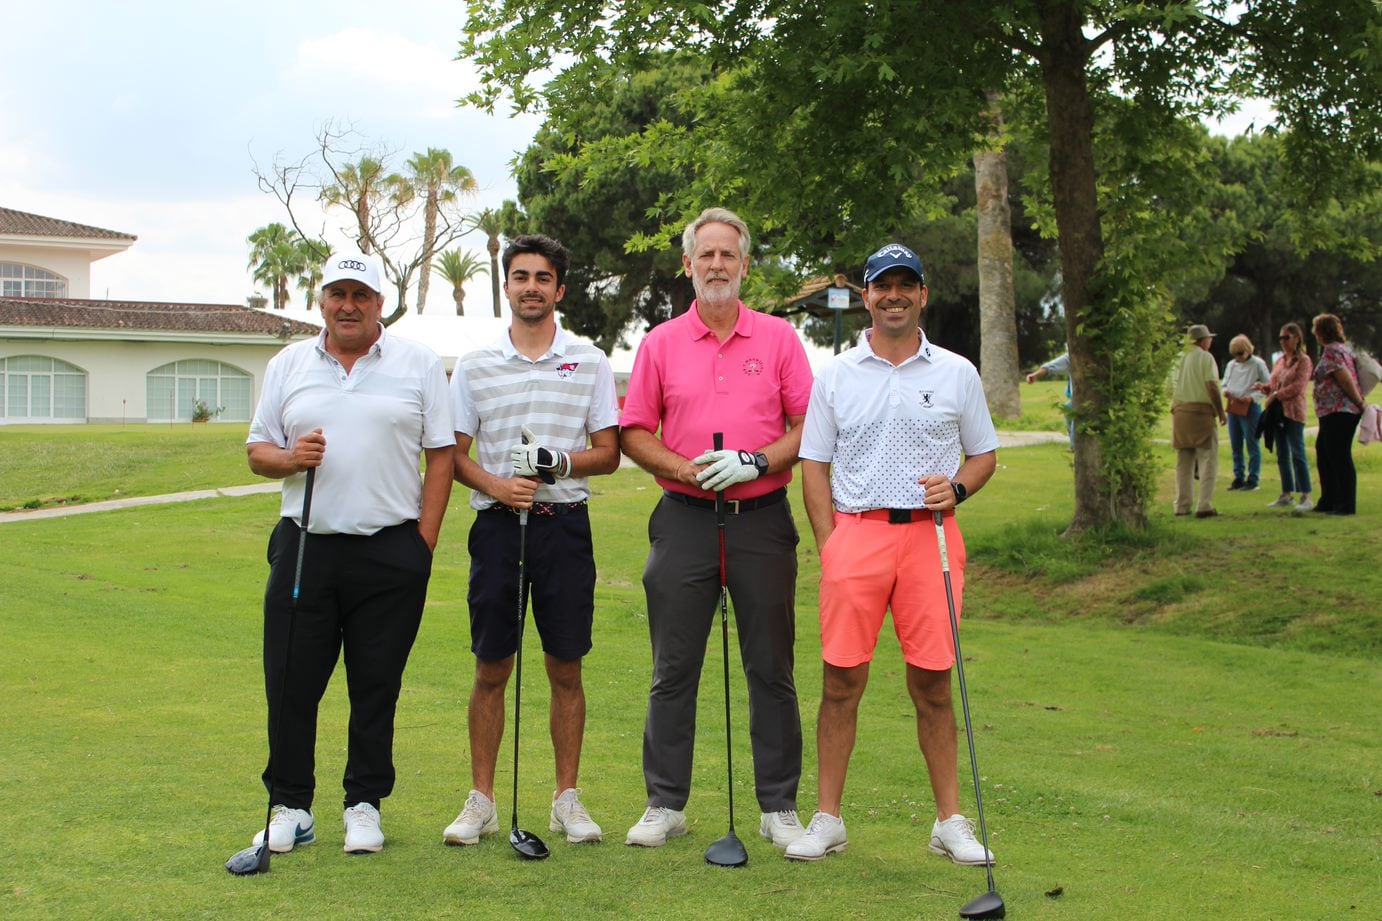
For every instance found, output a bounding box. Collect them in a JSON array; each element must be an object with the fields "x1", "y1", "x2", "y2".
[{"x1": 0, "y1": 0, "x2": 540, "y2": 313}]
